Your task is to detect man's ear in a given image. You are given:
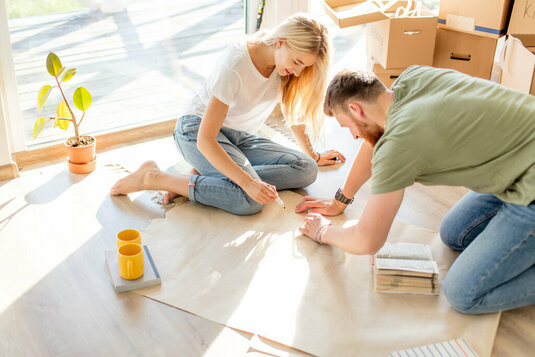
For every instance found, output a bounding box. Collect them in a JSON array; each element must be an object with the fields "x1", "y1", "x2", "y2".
[{"x1": 348, "y1": 102, "x2": 363, "y2": 119}]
